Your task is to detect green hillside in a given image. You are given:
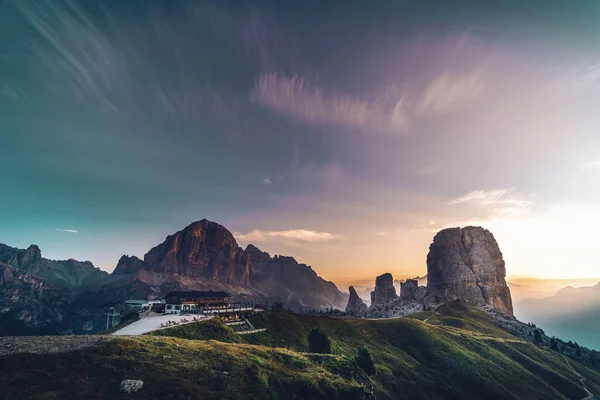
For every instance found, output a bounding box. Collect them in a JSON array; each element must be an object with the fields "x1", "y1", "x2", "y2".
[{"x1": 1, "y1": 301, "x2": 599, "y2": 399}]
